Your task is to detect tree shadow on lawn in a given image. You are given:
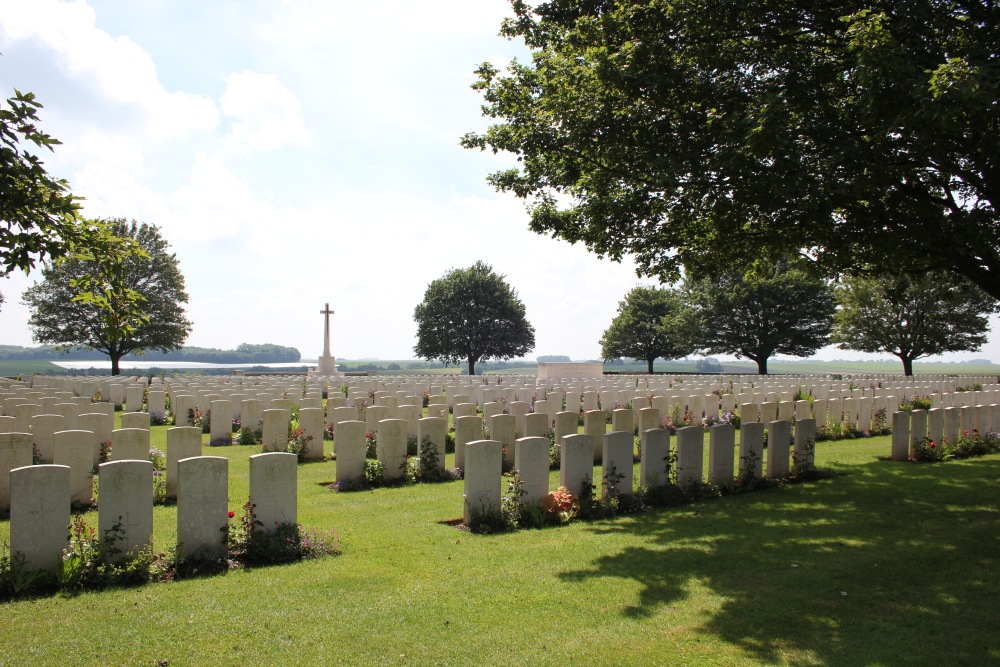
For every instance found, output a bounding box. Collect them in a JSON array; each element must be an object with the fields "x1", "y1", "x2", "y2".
[{"x1": 559, "y1": 459, "x2": 1000, "y2": 665}]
